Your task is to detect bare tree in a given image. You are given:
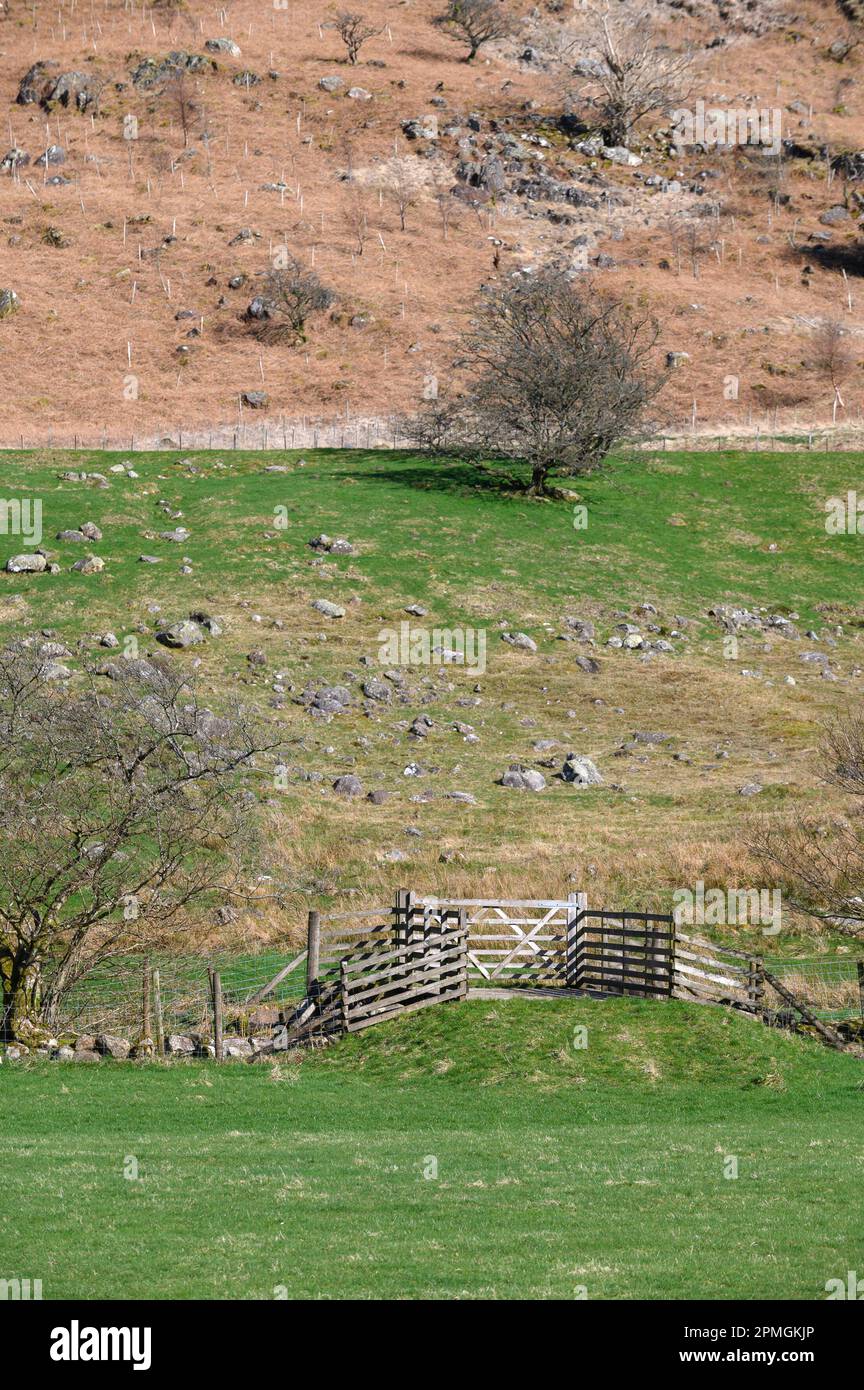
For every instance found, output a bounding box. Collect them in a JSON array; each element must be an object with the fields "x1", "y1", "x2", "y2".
[
  {"x1": 374, "y1": 156, "x2": 425, "y2": 232},
  {"x1": 246, "y1": 259, "x2": 336, "y2": 342},
  {"x1": 0, "y1": 649, "x2": 276, "y2": 1043},
  {"x1": 433, "y1": 0, "x2": 515, "y2": 63},
  {"x1": 407, "y1": 268, "x2": 666, "y2": 495},
  {"x1": 575, "y1": 9, "x2": 693, "y2": 147},
  {"x1": 343, "y1": 189, "x2": 370, "y2": 256},
  {"x1": 435, "y1": 188, "x2": 457, "y2": 241},
  {"x1": 812, "y1": 318, "x2": 853, "y2": 392},
  {"x1": 165, "y1": 69, "x2": 199, "y2": 148},
  {"x1": 333, "y1": 10, "x2": 384, "y2": 64},
  {"x1": 752, "y1": 717, "x2": 864, "y2": 941},
  {"x1": 667, "y1": 215, "x2": 709, "y2": 279}
]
